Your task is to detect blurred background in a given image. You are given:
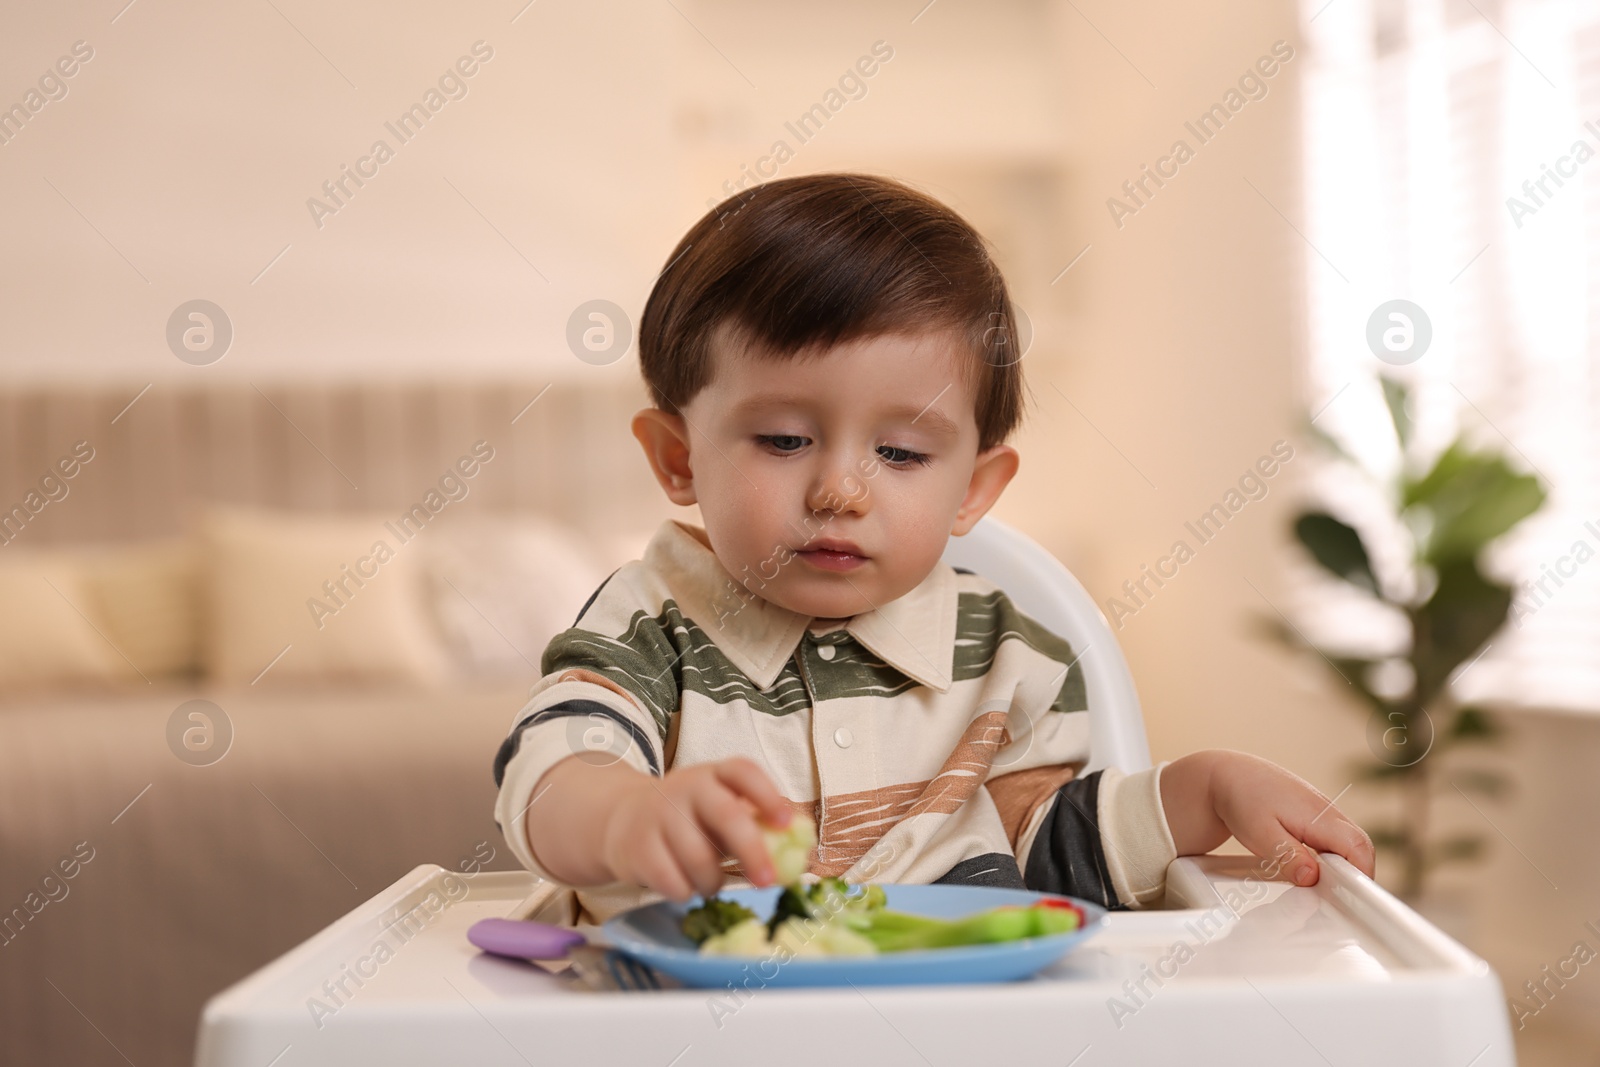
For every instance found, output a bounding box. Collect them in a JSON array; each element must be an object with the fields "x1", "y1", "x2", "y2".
[{"x1": 2, "y1": 0, "x2": 1596, "y2": 1063}]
